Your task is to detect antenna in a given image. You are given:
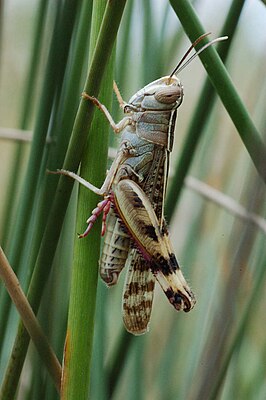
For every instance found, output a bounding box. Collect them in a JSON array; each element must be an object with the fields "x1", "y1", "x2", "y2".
[{"x1": 169, "y1": 34, "x2": 228, "y2": 78}]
